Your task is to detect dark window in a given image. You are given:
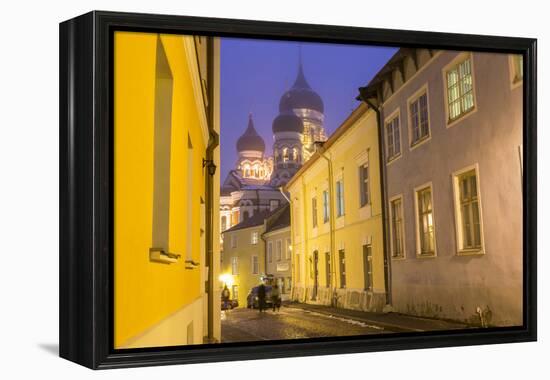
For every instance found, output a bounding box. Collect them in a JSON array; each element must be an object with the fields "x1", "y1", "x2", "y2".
[{"x1": 338, "y1": 250, "x2": 346, "y2": 289}]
